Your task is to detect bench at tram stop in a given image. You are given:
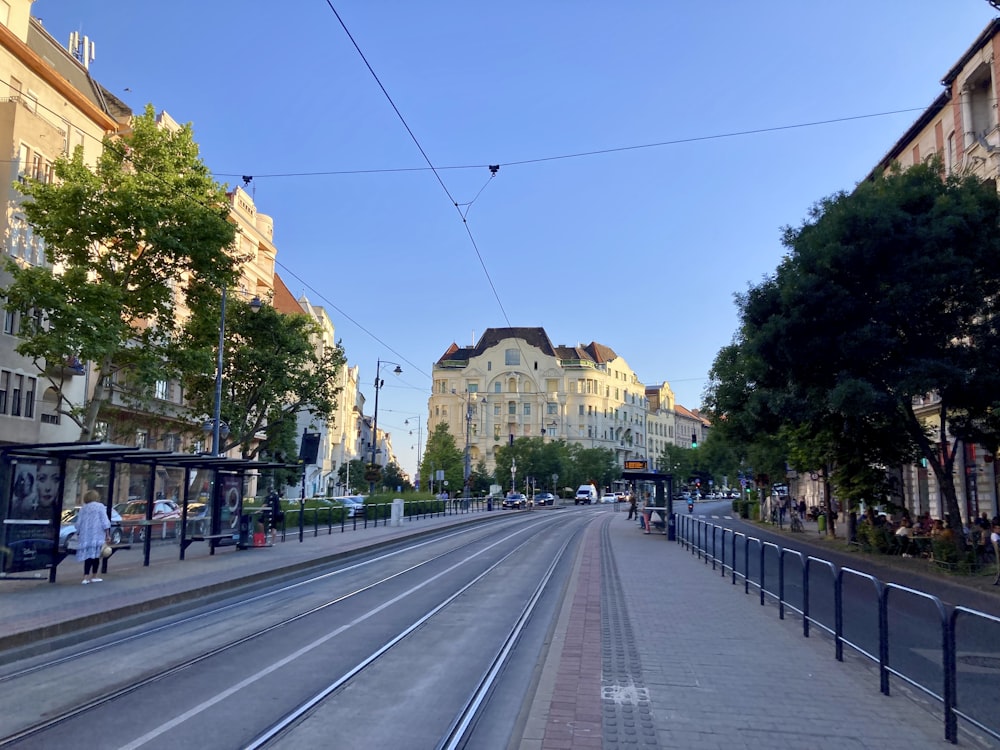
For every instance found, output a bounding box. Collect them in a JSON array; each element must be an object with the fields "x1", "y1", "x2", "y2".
[{"x1": 61, "y1": 541, "x2": 132, "y2": 574}]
